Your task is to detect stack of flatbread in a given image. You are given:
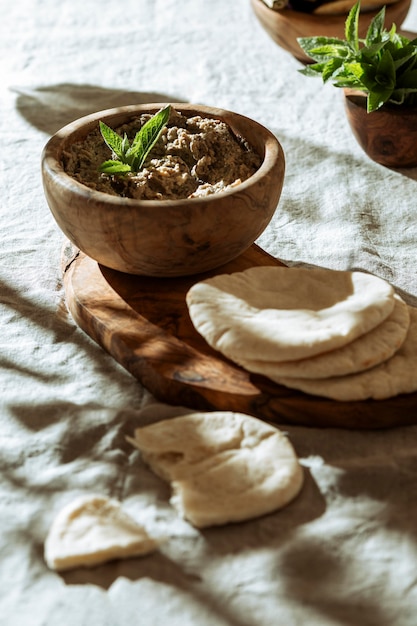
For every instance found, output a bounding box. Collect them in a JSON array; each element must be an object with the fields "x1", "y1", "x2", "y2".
[{"x1": 186, "y1": 266, "x2": 417, "y2": 402}]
